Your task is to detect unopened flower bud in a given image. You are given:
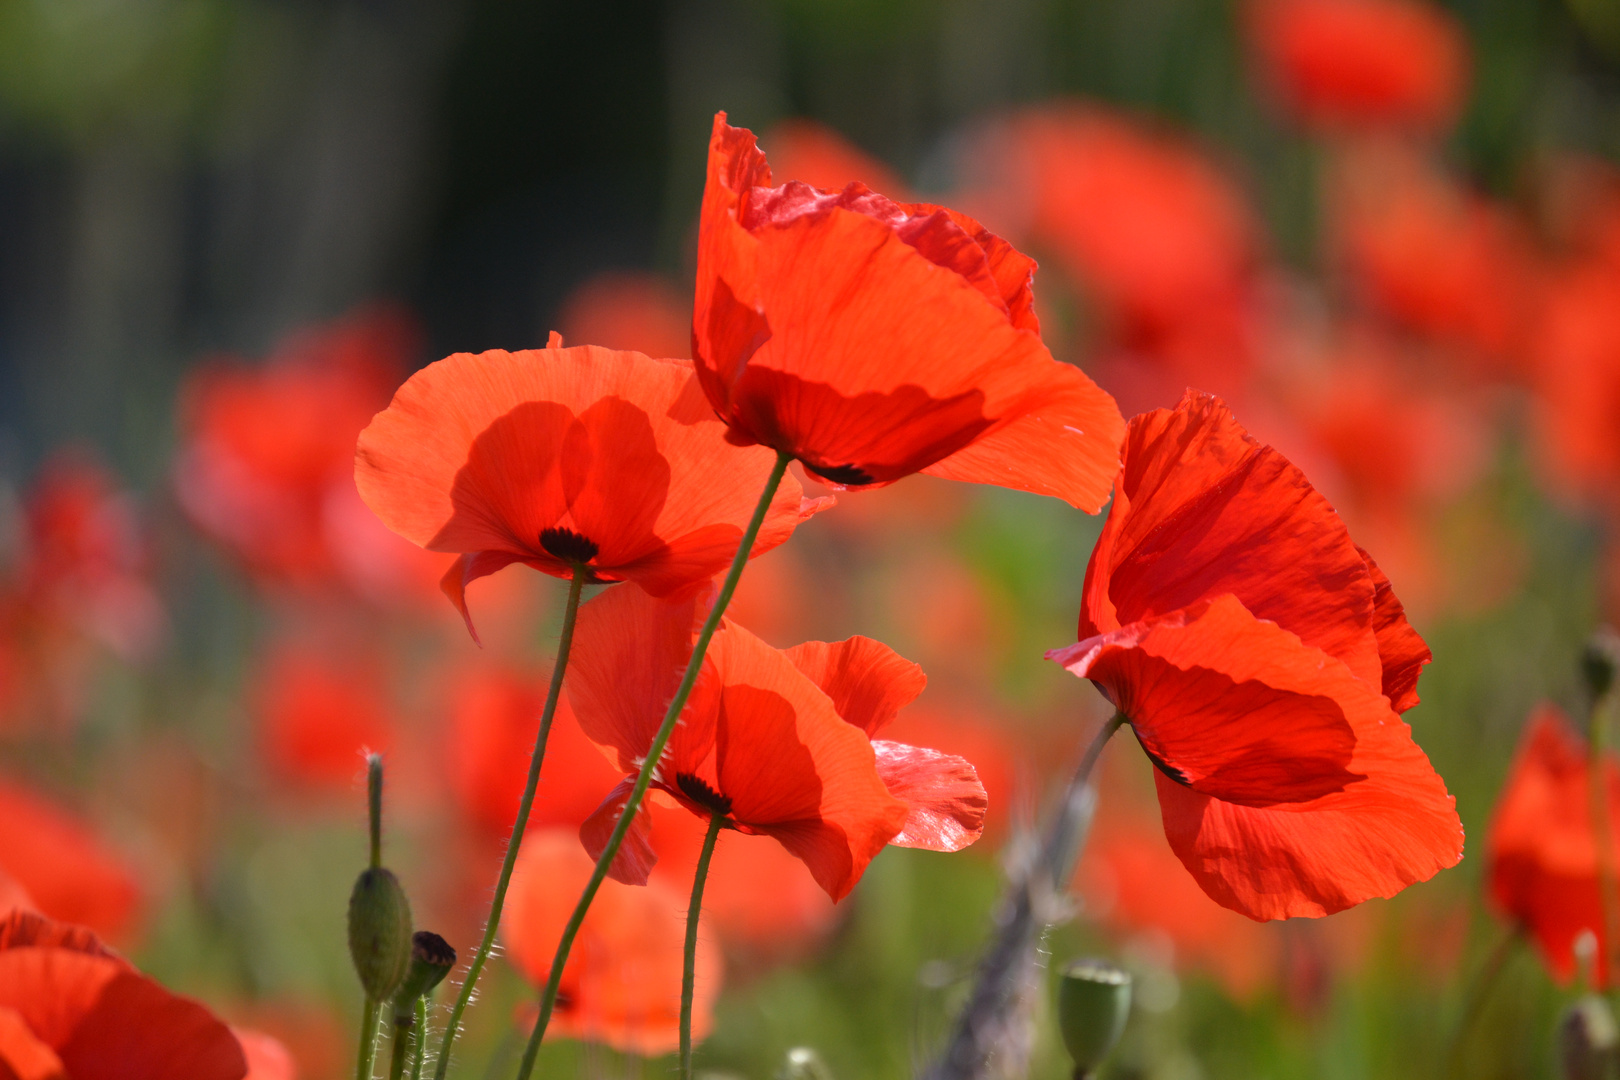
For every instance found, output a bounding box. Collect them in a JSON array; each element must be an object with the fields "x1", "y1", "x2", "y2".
[
  {"x1": 392, "y1": 931, "x2": 457, "y2": 1022},
  {"x1": 1561, "y1": 994, "x2": 1620, "y2": 1080},
  {"x1": 1057, "y1": 959, "x2": 1132, "y2": 1079},
  {"x1": 348, "y1": 866, "x2": 413, "y2": 1000},
  {"x1": 1583, "y1": 628, "x2": 1620, "y2": 702}
]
